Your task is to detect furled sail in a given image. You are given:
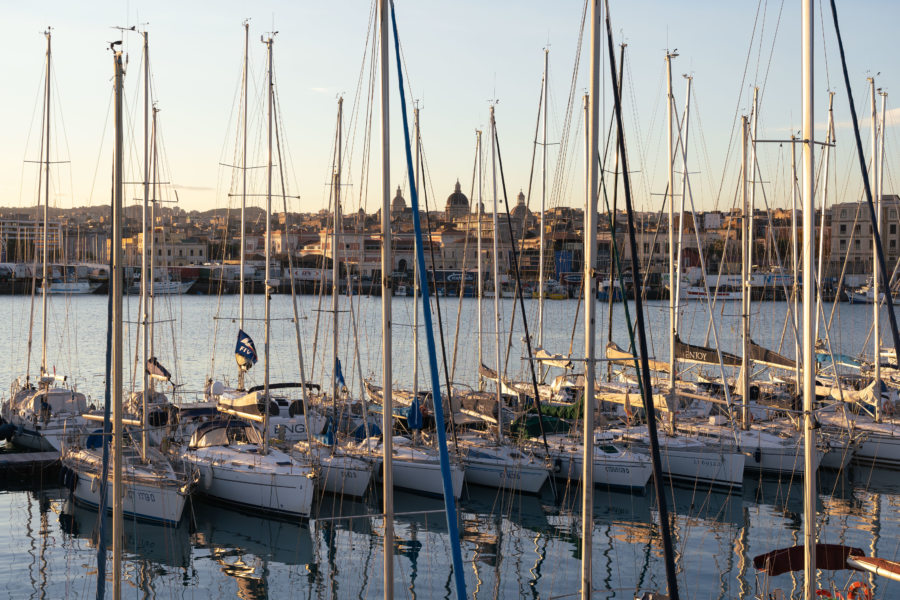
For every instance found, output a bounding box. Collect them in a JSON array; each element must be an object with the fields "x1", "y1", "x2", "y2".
[
  {"x1": 748, "y1": 339, "x2": 796, "y2": 369},
  {"x1": 606, "y1": 341, "x2": 671, "y2": 373},
  {"x1": 672, "y1": 335, "x2": 742, "y2": 367}
]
